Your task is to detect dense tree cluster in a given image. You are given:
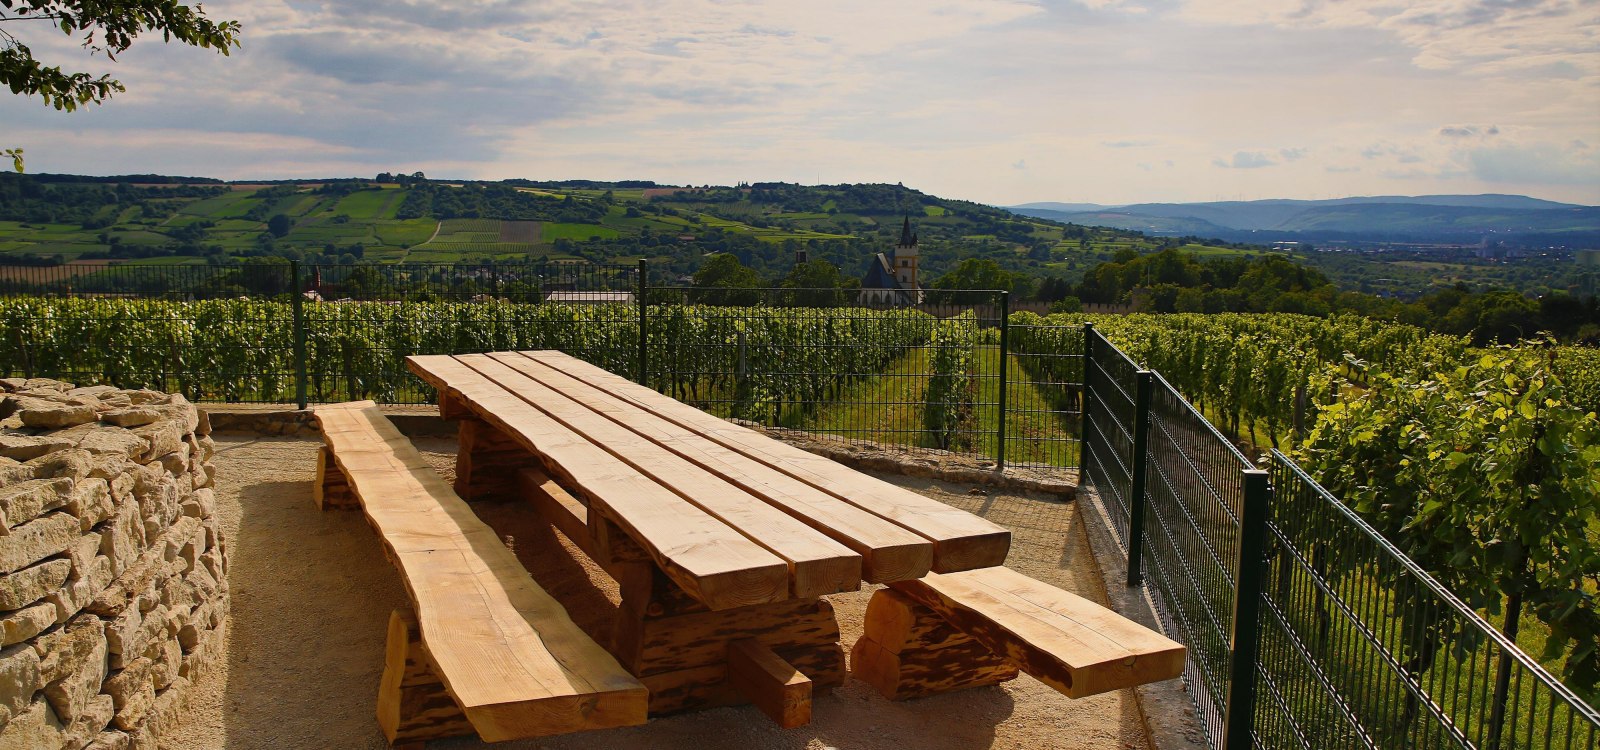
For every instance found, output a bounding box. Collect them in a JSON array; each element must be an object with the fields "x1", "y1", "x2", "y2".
[
  {"x1": 395, "y1": 183, "x2": 605, "y2": 222},
  {"x1": 1063, "y1": 246, "x2": 1600, "y2": 344},
  {"x1": 0, "y1": 172, "x2": 223, "y2": 223}
]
